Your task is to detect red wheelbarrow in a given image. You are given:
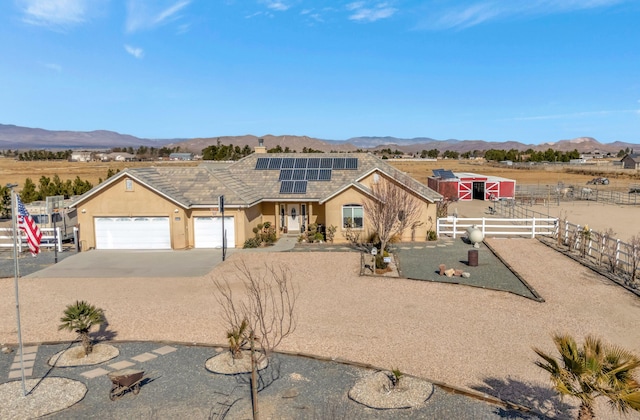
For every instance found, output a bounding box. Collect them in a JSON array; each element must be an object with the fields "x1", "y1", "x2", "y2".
[{"x1": 108, "y1": 368, "x2": 145, "y2": 401}]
